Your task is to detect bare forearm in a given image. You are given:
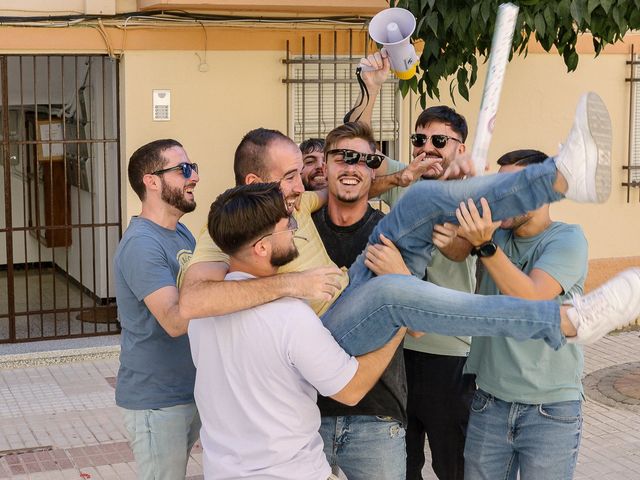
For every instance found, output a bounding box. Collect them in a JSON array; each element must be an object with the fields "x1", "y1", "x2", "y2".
[
  {"x1": 179, "y1": 274, "x2": 294, "y2": 319},
  {"x1": 346, "y1": 90, "x2": 380, "y2": 126},
  {"x1": 337, "y1": 328, "x2": 405, "y2": 405},
  {"x1": 438, "y1": 237, "x2": 473, "y2": 262},
  {"x1": 481, "y1": 250, "x2": 544, "y2": 300},
  {"x1": 369, "y1": 172, "x2": 403, "y2": 198}
]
